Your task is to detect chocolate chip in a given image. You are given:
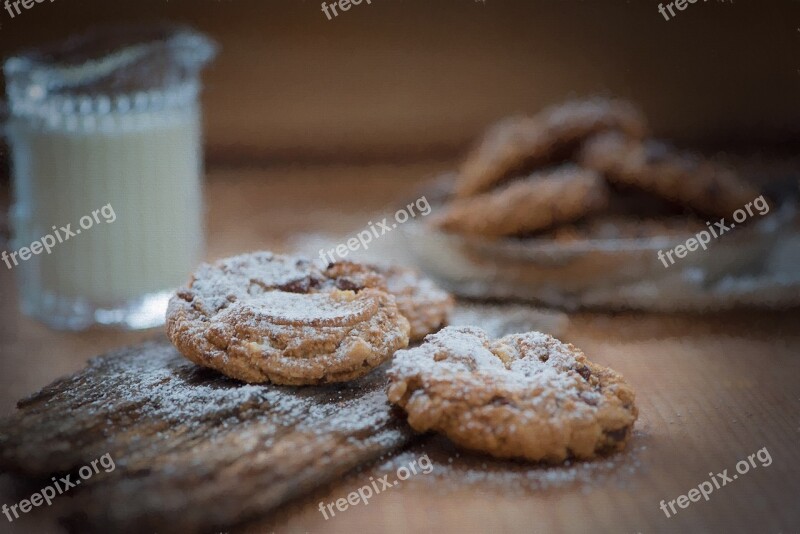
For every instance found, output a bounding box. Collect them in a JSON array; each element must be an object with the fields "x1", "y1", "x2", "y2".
[
  {"x1": 490, "y1": 396, "x2": 513, "y2": 407},
  {"x1": 279, "y1": 279, "x2": 310, "y2": 293},
  {"x1": 605, "y1": 427, "x2": 629, "y2": 443},
  {"x1": 575, "y1": 365, "x2": 592, "y2": 382},
  {"x1": 279, "y1": 276, "x2": 322, "y2": 293},
  {"x1": 336, "y1": 277, "x2": 362, "y2": 291}
]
